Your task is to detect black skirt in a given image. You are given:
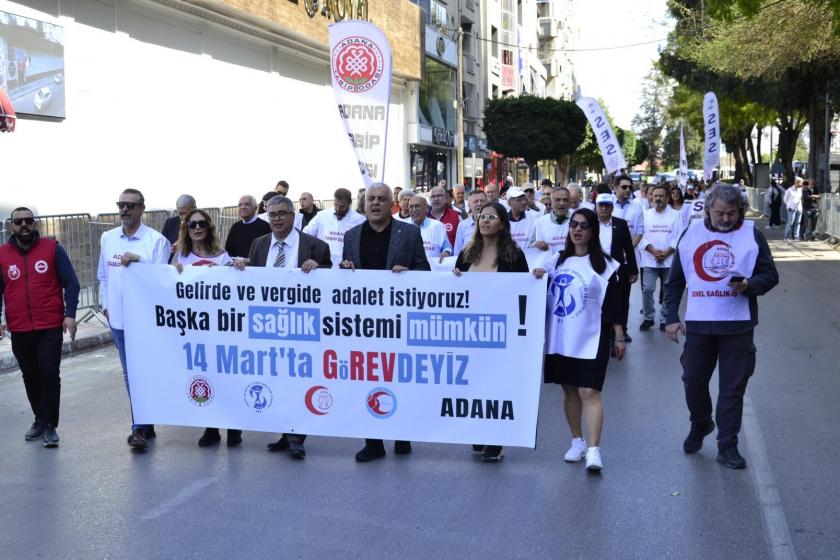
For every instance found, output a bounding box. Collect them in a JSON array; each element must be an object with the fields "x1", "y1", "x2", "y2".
[{"x1": 543, "y1": 322, "x2": 611, "y2": 391}]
